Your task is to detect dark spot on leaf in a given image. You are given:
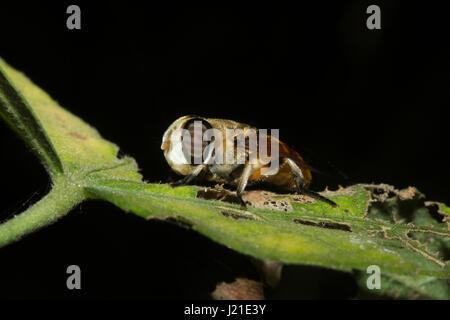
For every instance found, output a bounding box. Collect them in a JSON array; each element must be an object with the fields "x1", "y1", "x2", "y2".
[
  {"x1": 294, "y1": 218, "x2": 352, "y2": 232},
  {"x1": 164, "y1": 216, "x2": 194, "y2": 229},
  {"x1": 221, "y1": 211, "x2": 252, "y2": 220},
  {"x1": 68, "y1": 131, "x2": 87, "y2": 140},
  {"x1": 54, "y1": 113, "x2": 66, "y2": 123}
]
